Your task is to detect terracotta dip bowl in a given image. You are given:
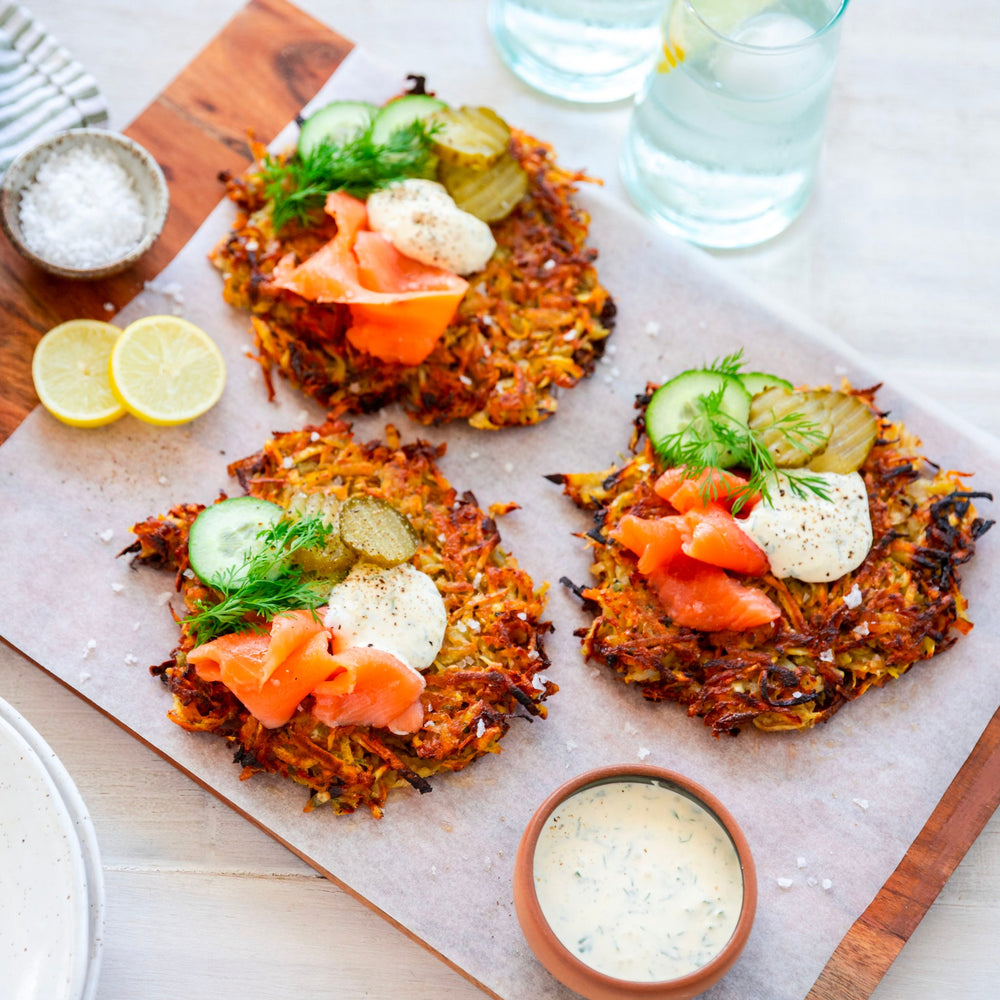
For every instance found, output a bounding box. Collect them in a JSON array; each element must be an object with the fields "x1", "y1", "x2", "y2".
[{"x1": 513, "y1": 764, "x2": 757, "y2": 1000}]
